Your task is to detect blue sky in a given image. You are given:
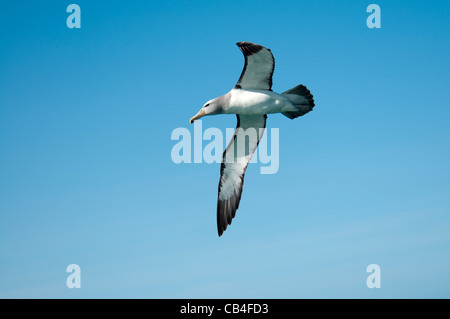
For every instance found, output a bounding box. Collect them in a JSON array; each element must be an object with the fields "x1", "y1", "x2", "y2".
[{"x1": 1, "y1": 0, "x2": 449, "y2": 298}]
